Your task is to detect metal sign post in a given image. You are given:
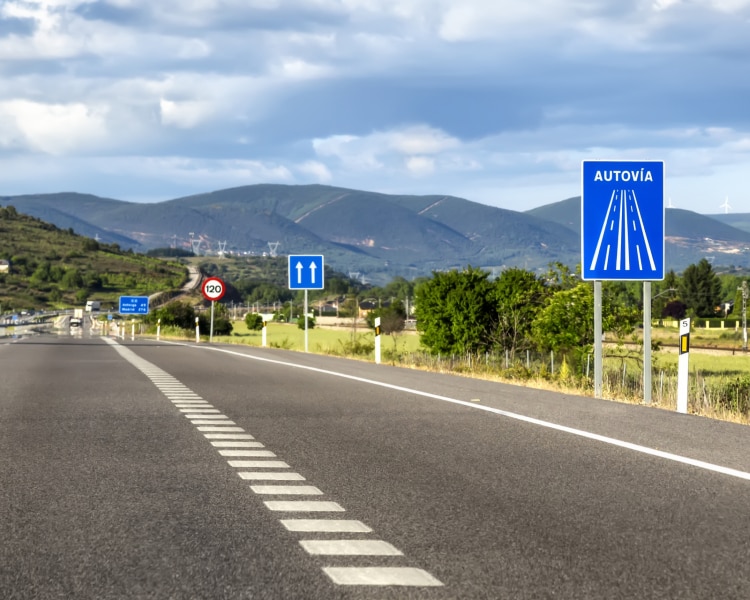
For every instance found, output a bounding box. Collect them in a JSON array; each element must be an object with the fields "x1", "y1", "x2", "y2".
[
  {"x1": 643, "y1": 282, "x2": 652, "y2": 405},
  {"x1": 594, "y1": 282, "x2": 602, "y2": 398}
]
